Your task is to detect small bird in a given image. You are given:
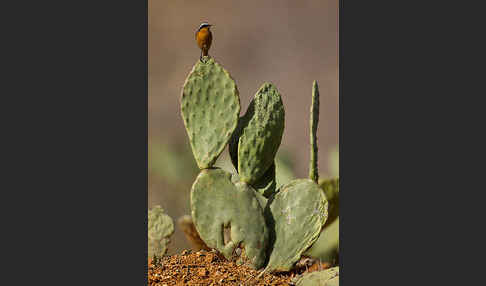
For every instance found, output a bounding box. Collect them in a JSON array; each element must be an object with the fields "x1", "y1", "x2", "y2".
[{"x1": 195, "y1": 22, "x2": 213, "y2": 61}]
